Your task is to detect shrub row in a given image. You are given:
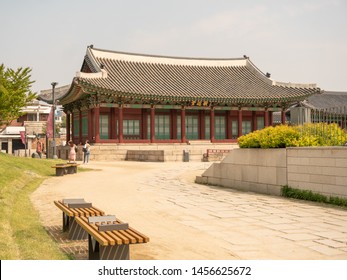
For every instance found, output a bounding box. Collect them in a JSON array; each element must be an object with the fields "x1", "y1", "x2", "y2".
[
  {"x1": 281, "y1": 185, "x2": 347, "y2": 208},
  {"x1": 238, "y1": 123, "x2": 347, "y2": 148}
]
